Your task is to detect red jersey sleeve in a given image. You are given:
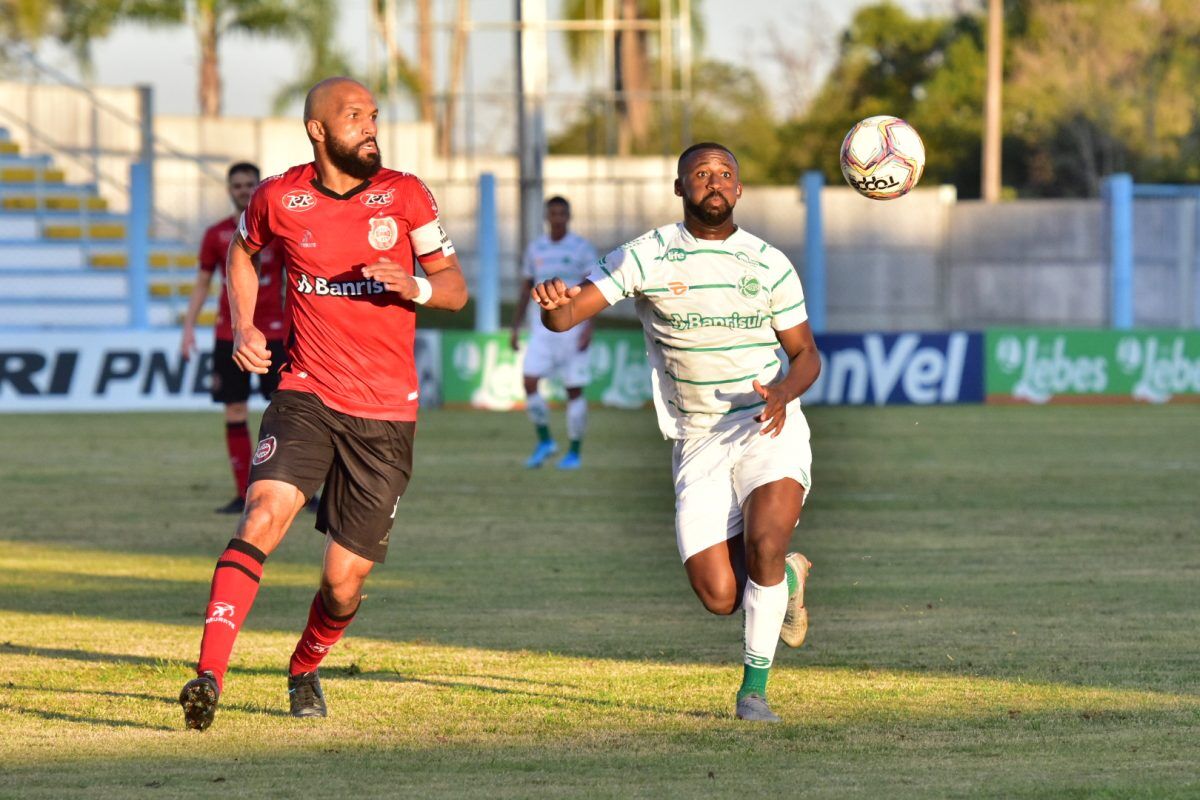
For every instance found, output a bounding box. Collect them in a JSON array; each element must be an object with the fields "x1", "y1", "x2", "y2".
[
  {"x1": 237, "y1": 180, "x2": 276, "y2": 252},
  {"x1": 197, "y1": 225, "x2": 223, "y2": 274},
  {"x1": 402, "y1": 176, "x2": 454, "y2": 258}
]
